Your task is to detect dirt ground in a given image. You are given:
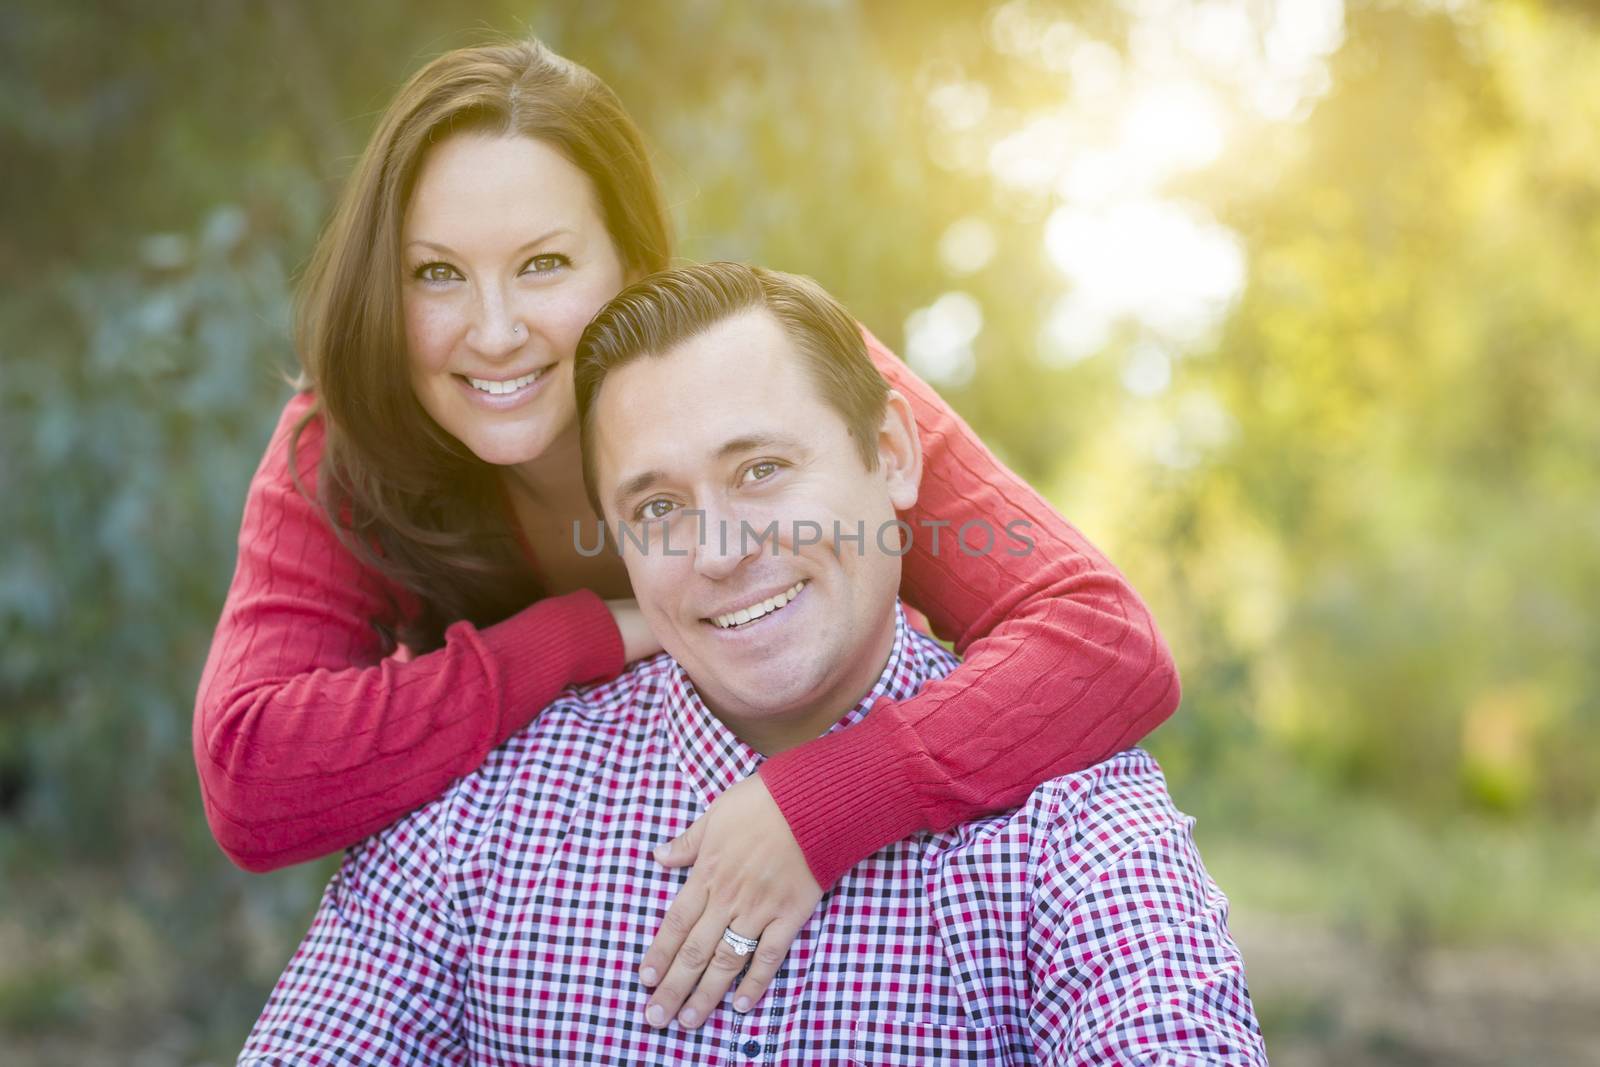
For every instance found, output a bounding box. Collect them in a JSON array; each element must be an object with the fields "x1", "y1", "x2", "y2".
[
  {"x1": 1233, "y1": 912, "x2": 1600, "y2": 1066},
  {"x1": 7, "y1": 911, "x2": 1600, "y2": 1064}
]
